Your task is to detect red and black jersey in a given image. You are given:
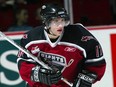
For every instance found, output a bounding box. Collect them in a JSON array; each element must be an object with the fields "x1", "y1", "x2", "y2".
[{"x1": 17, "y1": 23, "x2": 106, "y2": 87}]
